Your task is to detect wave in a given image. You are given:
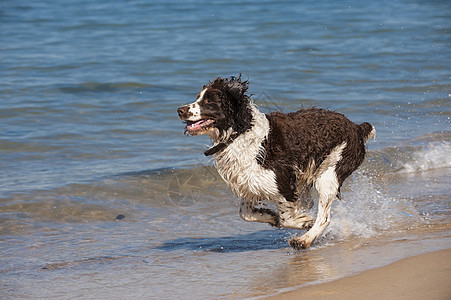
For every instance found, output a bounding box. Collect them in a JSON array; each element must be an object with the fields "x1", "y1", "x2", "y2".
[
  {"x1": 398, "y1": 141, "x2": 451, "y2": 173},
  {"x1": 57, "y1": 82, "x2": 159, "y2": 94},
  {"x1": 363, "y1": 132, "x2": 451, "y2": 176}
]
